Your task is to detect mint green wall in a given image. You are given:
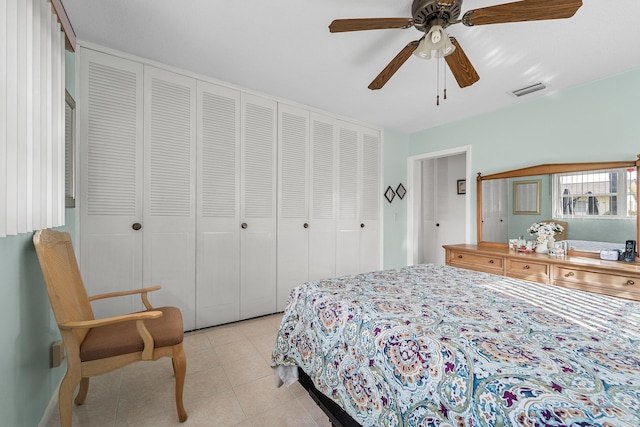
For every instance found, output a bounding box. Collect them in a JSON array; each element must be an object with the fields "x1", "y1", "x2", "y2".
[
  {"x1": 0, "y1": 52, "x2": 76, "y2": 427},
  {"x1": 383, "y1": 129, "x2": 410, "y2": 269},
  {"x1": 0, "y1": 211, "x2": 74, "y2": 427},
  {"x1": 384, "y1": 68, "x2": 640, "y2": 265}
]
